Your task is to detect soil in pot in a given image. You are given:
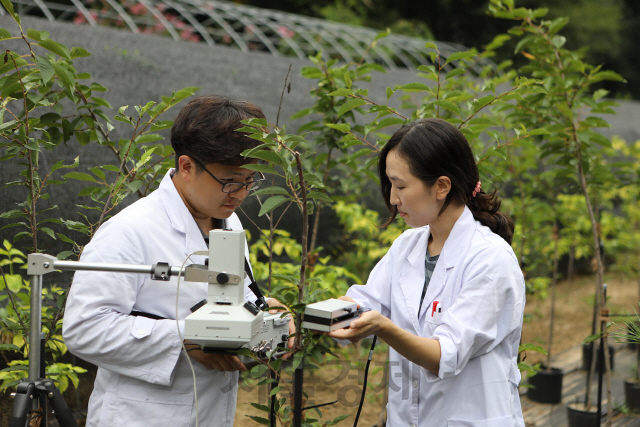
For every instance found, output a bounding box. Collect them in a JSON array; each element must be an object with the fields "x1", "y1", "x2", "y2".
[
  {"x1": 566, "y1": 402, "x2": 602, "y2": 427},
  {"x1": 624, "y1": 378, "x2": 640, "y2": 412},
  {"x1": 527, "y1": 367, "x2": 564, "y2": 404},
  {"x1": 581, "y1": 343, "x2": 614, "y2": 372}
]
